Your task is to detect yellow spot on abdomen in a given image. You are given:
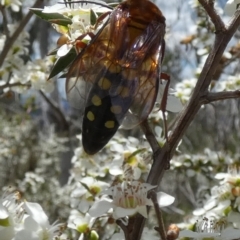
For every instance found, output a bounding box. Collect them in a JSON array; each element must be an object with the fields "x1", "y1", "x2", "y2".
[
  {"x1": 116, "y1": 86, "x2": 130, "y2": 98},
  {"x1": 87, "y1": 111, "x2": 95, "y2": 121},
  {"x1": 105, "y1": 120, "x2": 115, "y2": 128},
  {"x1": 109, "y1": 63, "x2": 121, "y2": 74},
  {"x1": 91, "y1": 95, "x2": 102, "y2": 106},
  {"x1": 110, "y1": 105, "x2": 122, "y2": 114},
  {"x1": 98, "y1": 77, "x2": 111, "y2": 90}
]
